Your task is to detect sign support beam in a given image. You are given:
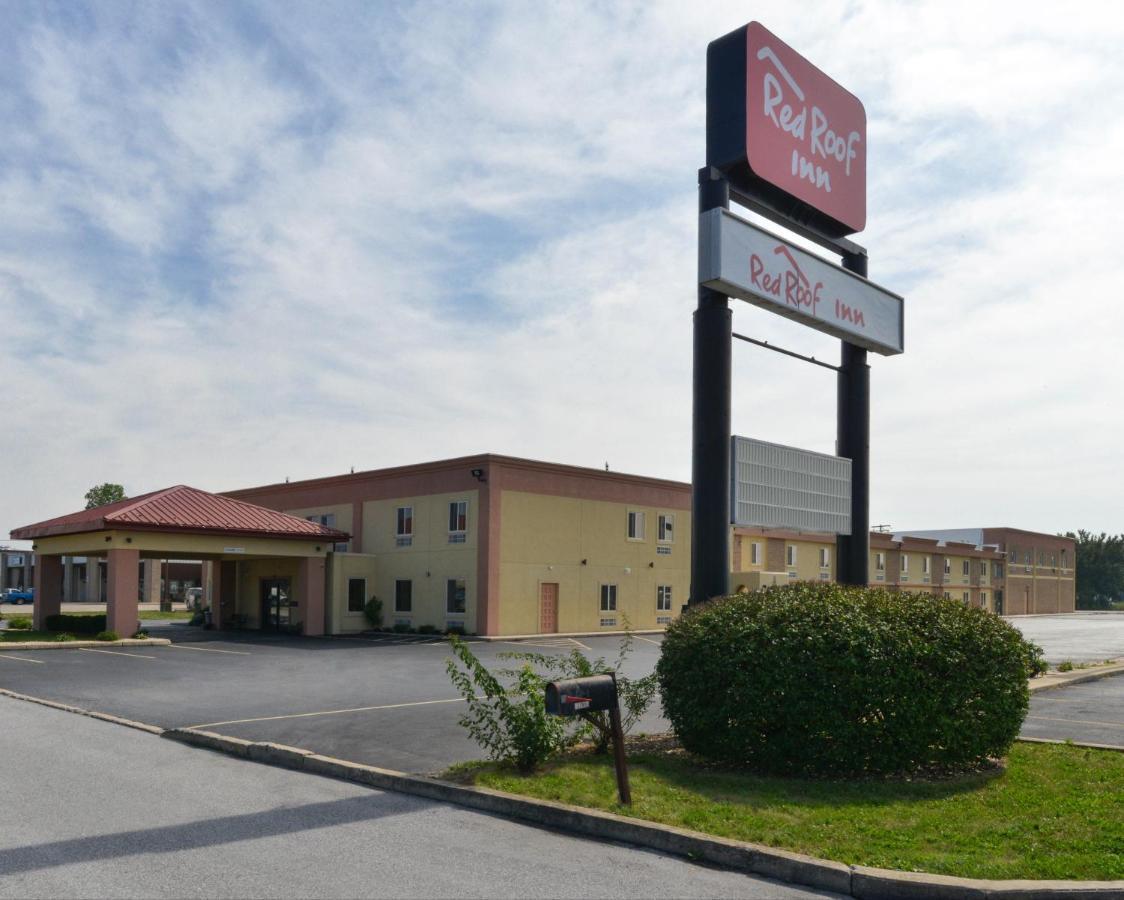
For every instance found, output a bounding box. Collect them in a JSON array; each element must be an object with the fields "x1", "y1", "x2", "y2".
[
  {"x1": 836, "y1": 251, "x2": 870, "y2": 586},
  {"x1": 690, "y1": 167, "x2": 732, "y2": 607}
]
